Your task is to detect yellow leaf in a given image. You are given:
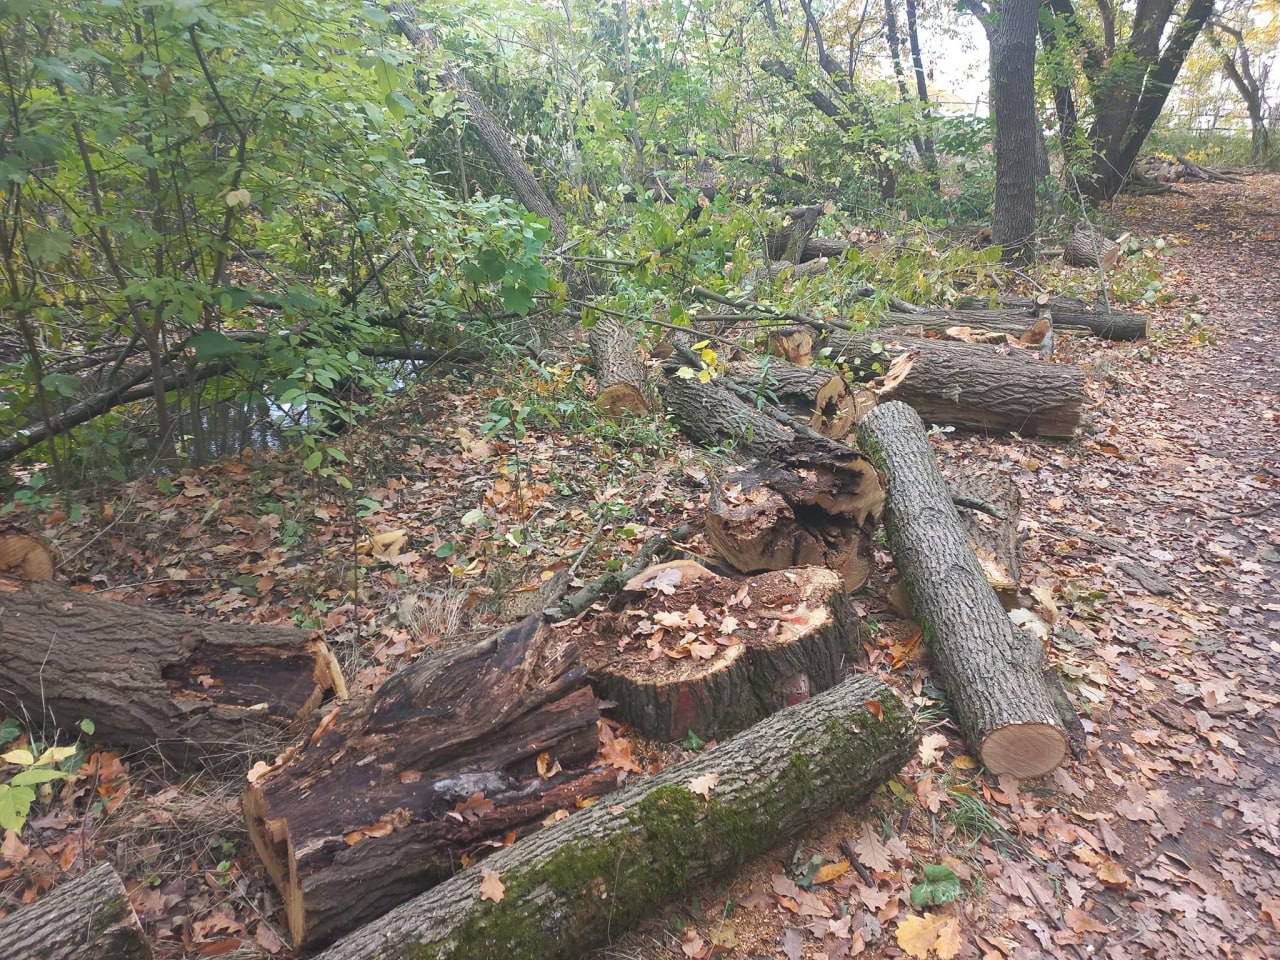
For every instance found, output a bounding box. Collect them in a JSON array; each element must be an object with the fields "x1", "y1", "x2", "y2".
[
  {"x1": 814, "y1": 859, "x2": 850, "y2": 884},
  {"x1": 935, "y1": 916, "x2": 965, "y2": 959},
  {"x1": 896, "y1": 913, "x2": 945, "y2": 958},
  {"x1": 479, "y1": 868, "x2": 505, "y2": 903},
  {"x1": 35, "y1": 745, "x2": 77, "y2": 767},
  {"x1": 1, "y1": 749, "x2": 34, "y2": 767}
]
